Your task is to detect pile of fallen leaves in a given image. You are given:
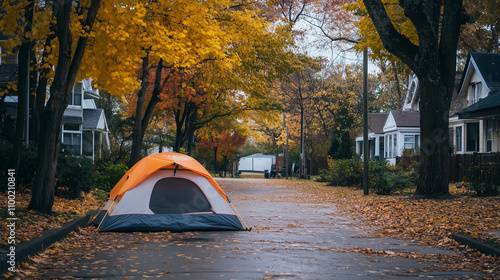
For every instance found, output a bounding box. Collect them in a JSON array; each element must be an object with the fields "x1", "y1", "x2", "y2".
[{"x1": 0, "y1": 188, "x2": 102, "y2": 248}]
